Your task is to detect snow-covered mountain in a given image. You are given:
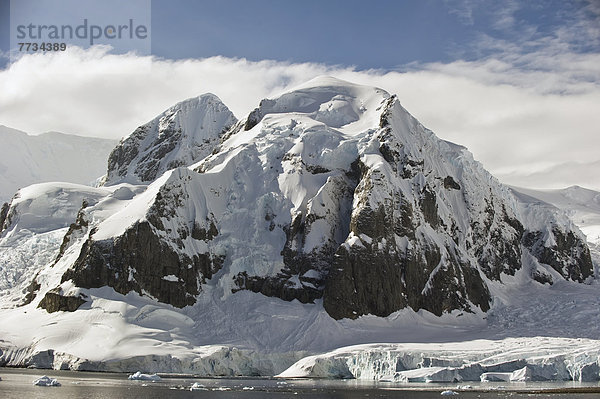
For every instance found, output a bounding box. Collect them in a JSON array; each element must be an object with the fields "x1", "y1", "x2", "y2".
[
  {"x1": 53, "y1": 76, "x2": 591, "y2": 317},
  {"x1": 0, "y1": 125, "x2": 118, "y2": 203},
  {"x1": 0, "y1": 78, "x2": 598, "y2": 378}
]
